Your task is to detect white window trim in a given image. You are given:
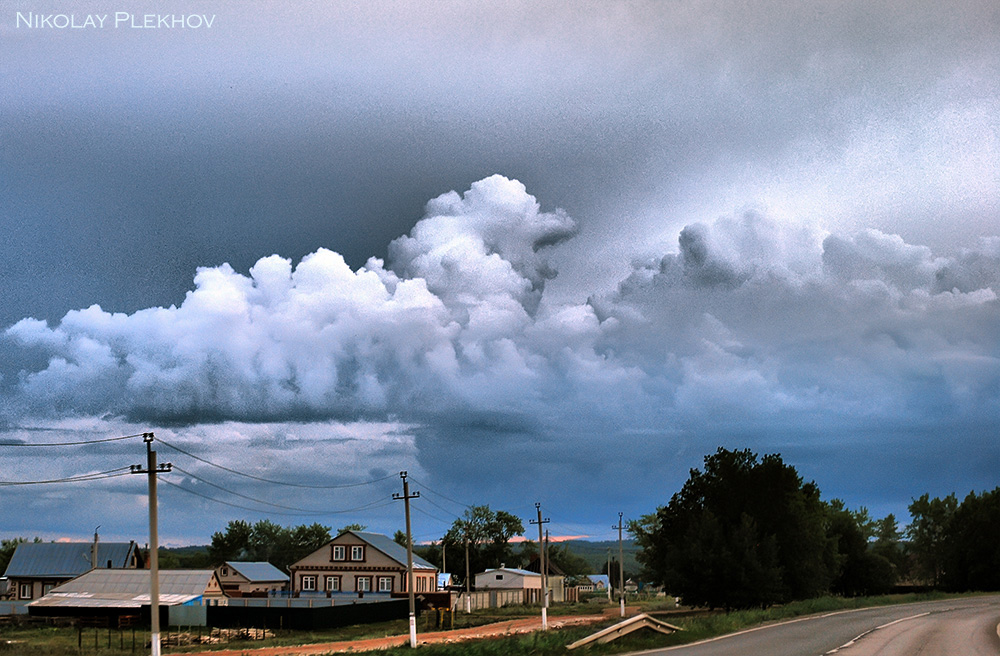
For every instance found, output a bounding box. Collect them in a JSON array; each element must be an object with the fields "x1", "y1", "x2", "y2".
[
  {"x1": 301, "y1": 575, "x2": 316, "y2": 591},
  {"x1": 350, "y1": 545, "x2": 364, "y2": 561},
  {"x1": 325, "y1": 575, "x2": 340, "y2": 592},
  {"x1": 378, "y1": 576, "x2": 393, "y2": 592},
  {"x1": 332, "y1": 545, "x2": 346, "y2": 561}
]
